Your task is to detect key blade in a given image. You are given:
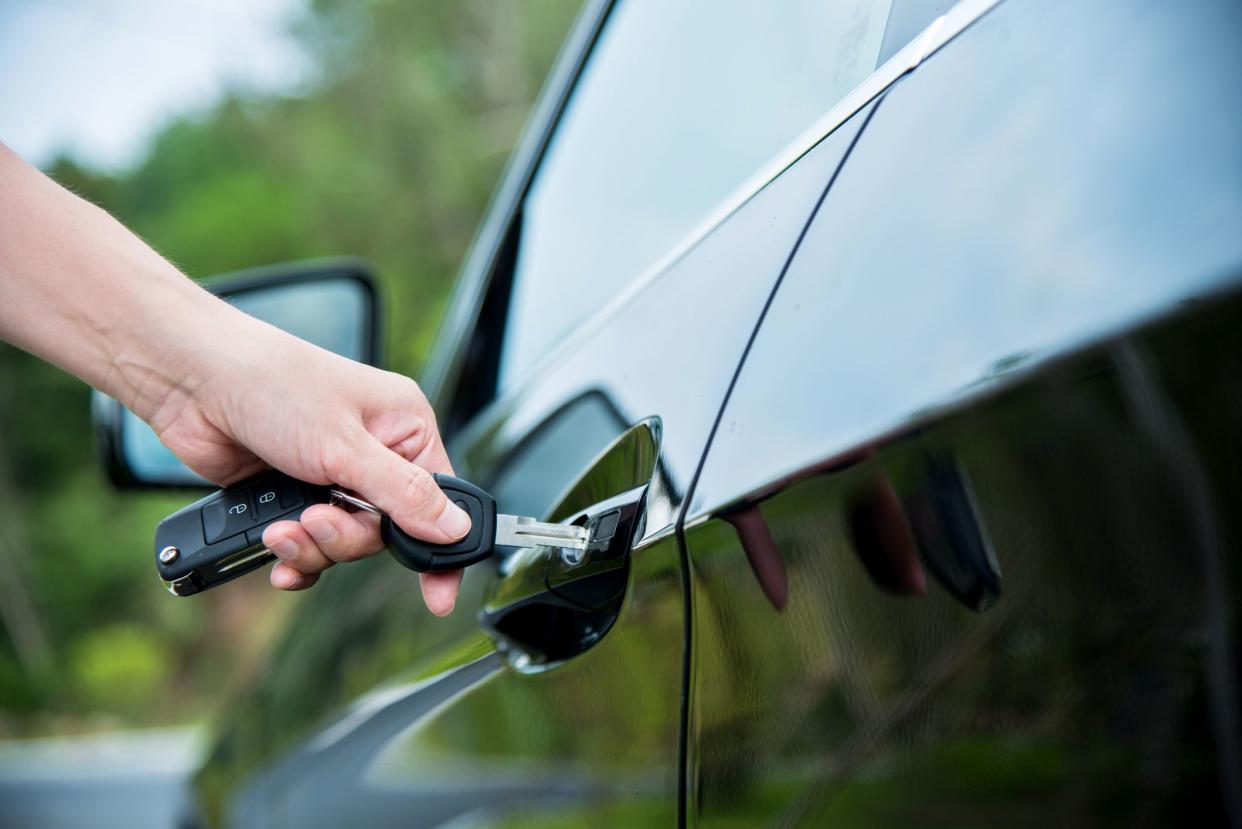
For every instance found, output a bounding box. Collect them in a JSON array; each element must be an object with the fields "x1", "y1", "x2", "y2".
[{"x1": 495, "y1": 514, "x2": 588, "y2": 550}]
